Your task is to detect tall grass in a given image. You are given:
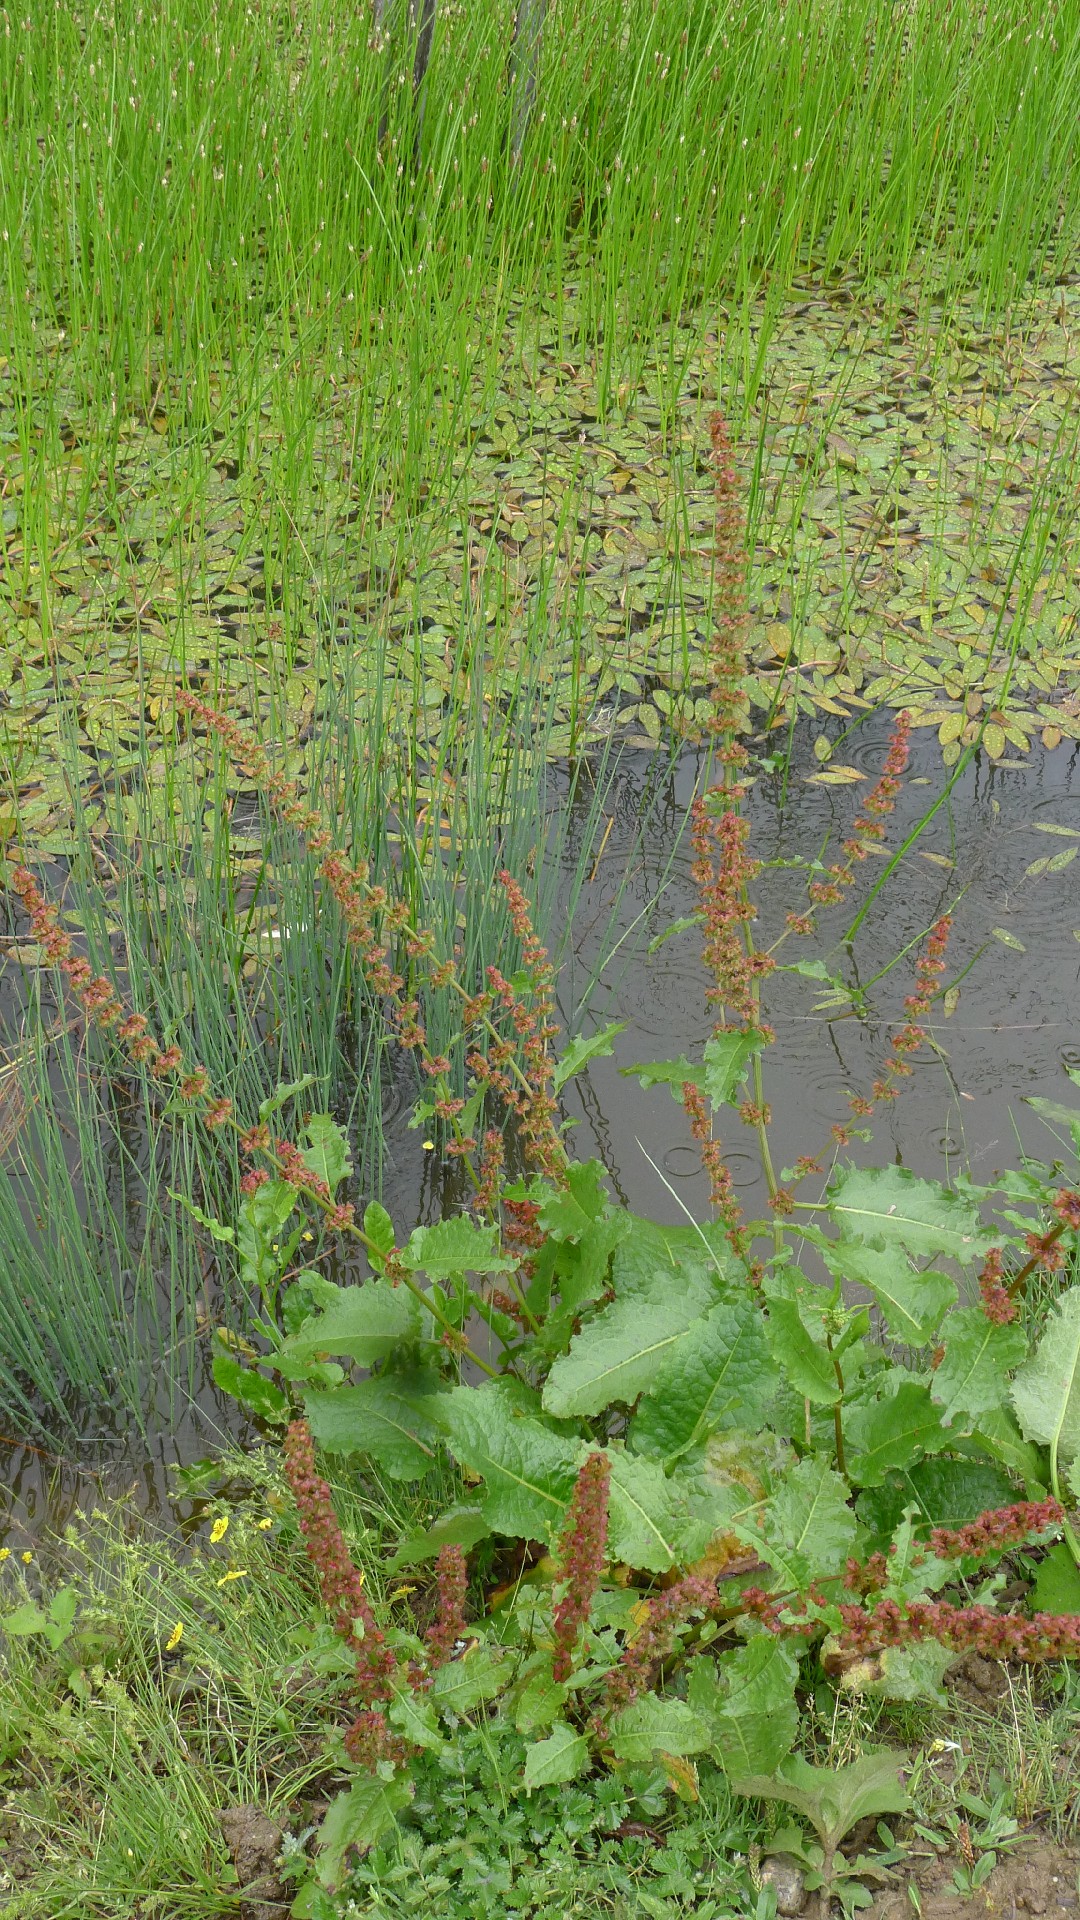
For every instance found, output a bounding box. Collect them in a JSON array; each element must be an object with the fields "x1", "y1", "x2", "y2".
[{"x1": 3, "y1": 0, "x2": 1079, "y2": 591}]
